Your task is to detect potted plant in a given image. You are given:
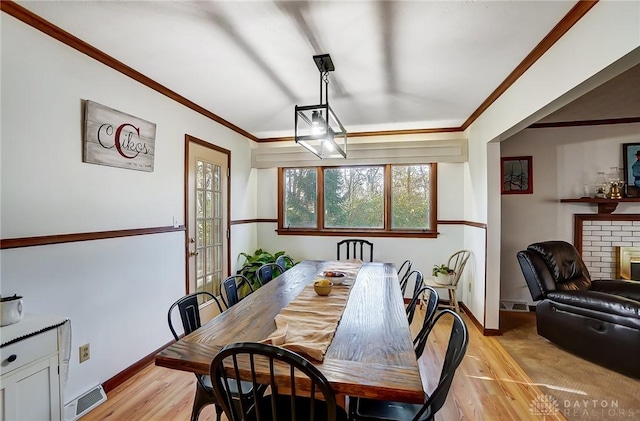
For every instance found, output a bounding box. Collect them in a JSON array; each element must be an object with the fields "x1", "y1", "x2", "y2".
[
  {"x1": 236, "y1": 249, "x2": 296, "y2": 289},
  {"x1": 432, "y1": 264, "x2": 455, "y2": 285}
]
